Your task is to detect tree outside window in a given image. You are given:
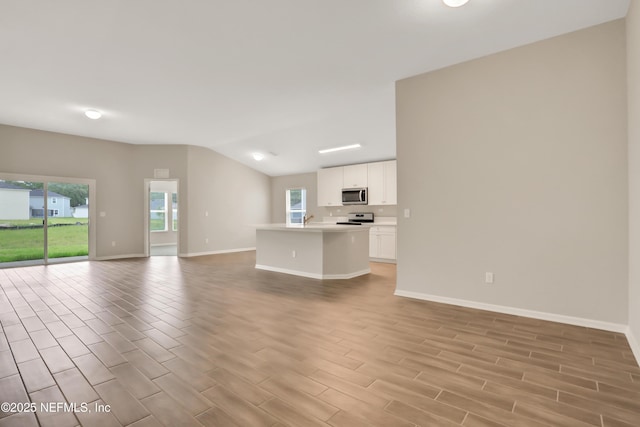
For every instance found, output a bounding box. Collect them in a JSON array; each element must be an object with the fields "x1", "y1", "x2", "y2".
[{"x1": 286, "y1": 188, "x2": 306, "y2": 225}]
